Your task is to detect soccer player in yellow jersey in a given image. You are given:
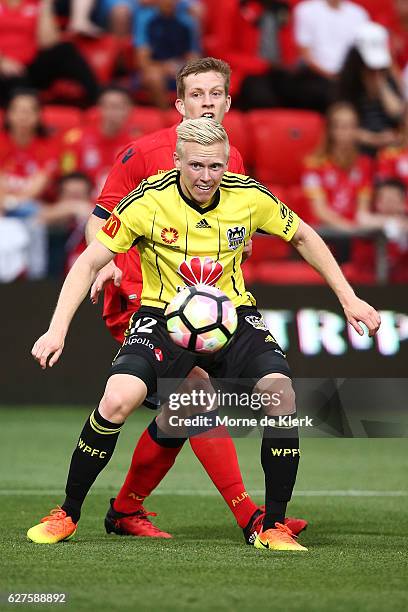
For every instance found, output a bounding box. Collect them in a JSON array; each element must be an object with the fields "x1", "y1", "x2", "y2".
[{"x1": 29, "y1": 118, "x2": 381, "y2": 551}]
